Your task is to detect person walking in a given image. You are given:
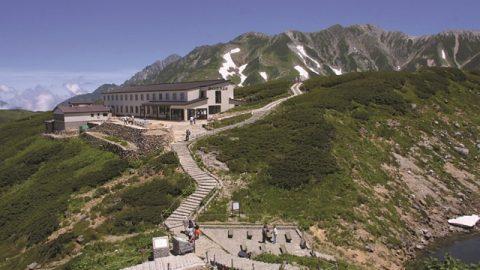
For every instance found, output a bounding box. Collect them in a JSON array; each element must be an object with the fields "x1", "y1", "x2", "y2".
[
  {"x1": 194, "y1": 224, "x2": 201, "y2": 240},
  {"x1": 182, "y1": 217, "x2": 189, "y2": 234},
  {"x1": 185, "y1": 129, "x2": 191, "y2": 141},
  {"x1": 189, "y1": 116, "x2": 194, "y2": 125},
  {"x1": 272, "y1": 225, "x2": 278, "y2": 244},
  {"x1": 260, "y1": 224, "x2": 268, "y2": 243},
  {"x1": 193, "y1": 116, "x2": 196, "y2": 124}
]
